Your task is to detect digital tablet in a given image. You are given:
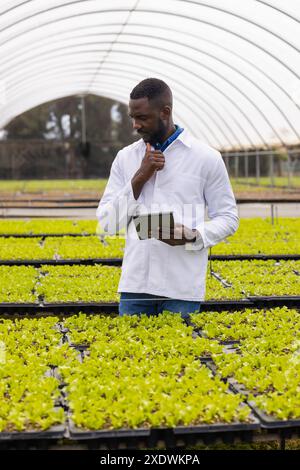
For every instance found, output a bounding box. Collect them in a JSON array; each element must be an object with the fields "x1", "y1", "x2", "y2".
[{"x1": 133, "y1": 212, "x2": 175, "y2": 240}]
